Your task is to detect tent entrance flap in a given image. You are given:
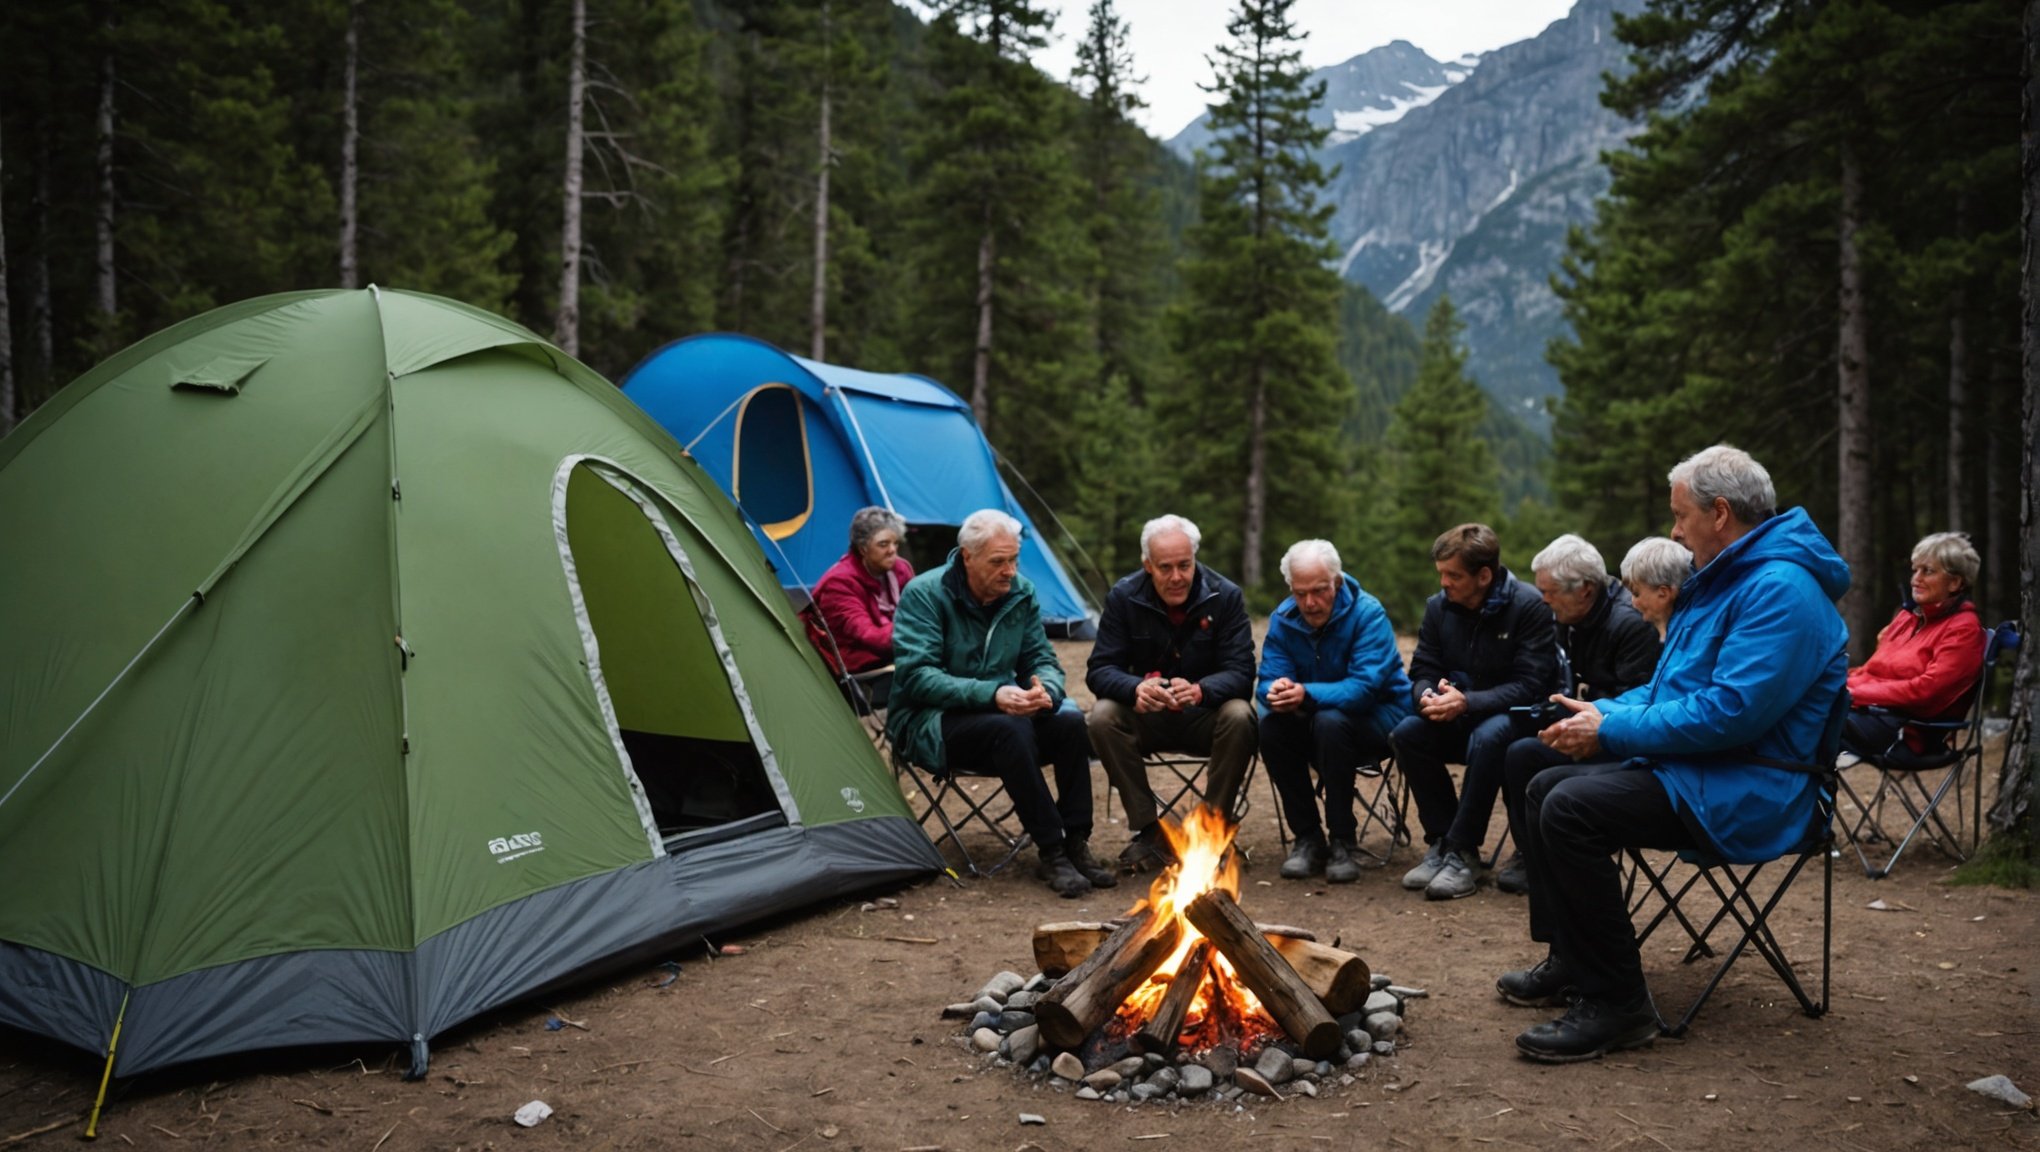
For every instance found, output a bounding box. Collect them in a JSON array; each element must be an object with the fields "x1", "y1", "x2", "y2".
[{"x1": 563, "y1": 465, "x2": 781, "y2": 840}]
